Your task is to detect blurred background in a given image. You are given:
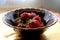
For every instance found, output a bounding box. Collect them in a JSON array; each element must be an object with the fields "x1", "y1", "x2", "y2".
[{"x1": 0, "y1": 0, "x2": 60, "y2": 13}]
